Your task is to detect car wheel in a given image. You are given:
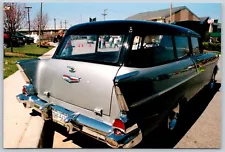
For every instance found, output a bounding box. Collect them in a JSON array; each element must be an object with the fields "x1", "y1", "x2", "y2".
[
  {"x1": 209, "y1": 66, "x2": 218, "y2": 89},
  {"x1": 167, "y1": 103, "x2": 180, "y2": 131}
]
